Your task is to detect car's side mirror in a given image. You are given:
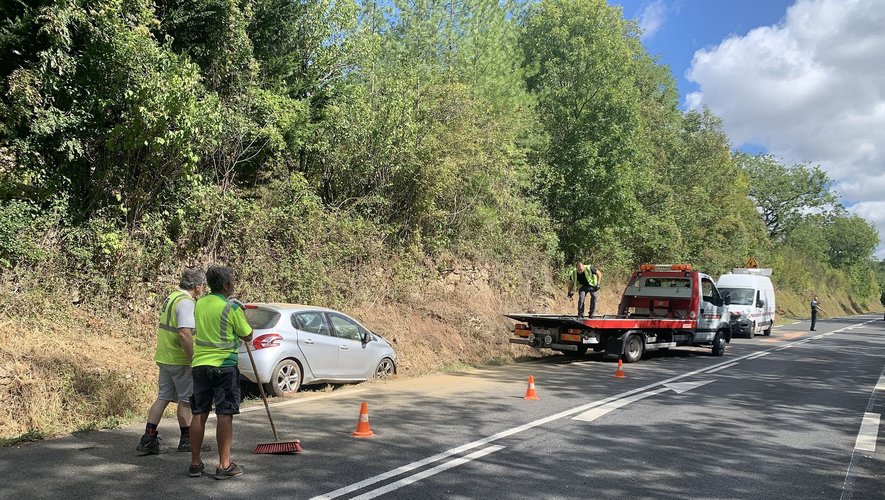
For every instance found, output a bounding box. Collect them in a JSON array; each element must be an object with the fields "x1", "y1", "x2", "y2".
[{"x1": 361, "y1": 331, "x2": 372, "y2": 344}]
